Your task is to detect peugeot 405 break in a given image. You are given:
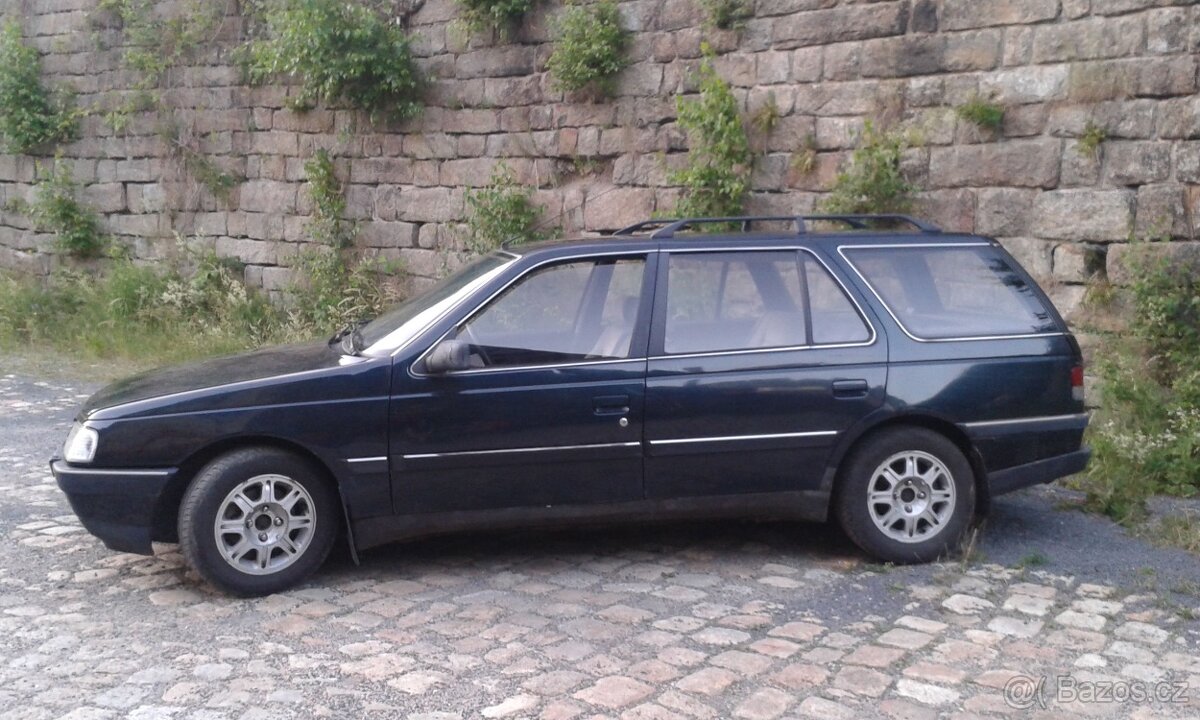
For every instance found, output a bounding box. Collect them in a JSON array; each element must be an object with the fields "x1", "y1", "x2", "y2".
[{"x1": 52, "y1": 214, "x2": 1090, "y2": 596}]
